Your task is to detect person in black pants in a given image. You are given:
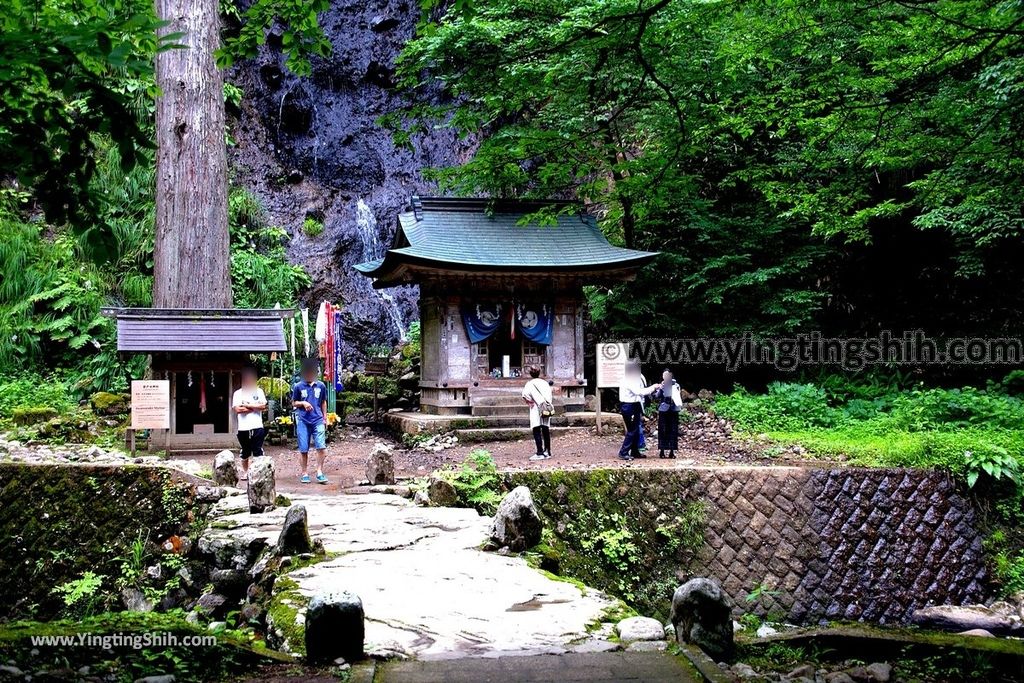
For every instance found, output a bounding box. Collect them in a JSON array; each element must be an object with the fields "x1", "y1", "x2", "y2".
[
  {"x1": 232, "y1": 366, "x2": 268, "y2": 481},
  {"x1": 653, "y1": 369, "x2": 681, "y2": 458},
  {"x1": 618, "y1": 363, "x2": 659, "y2": 460}
]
